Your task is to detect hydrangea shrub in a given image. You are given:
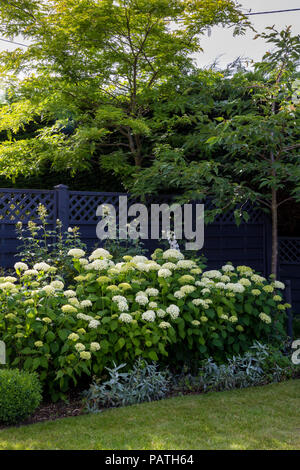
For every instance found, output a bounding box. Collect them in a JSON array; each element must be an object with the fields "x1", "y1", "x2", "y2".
[{"x1": 0, "y1": 248, "x2": 289, "y2": 400}]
